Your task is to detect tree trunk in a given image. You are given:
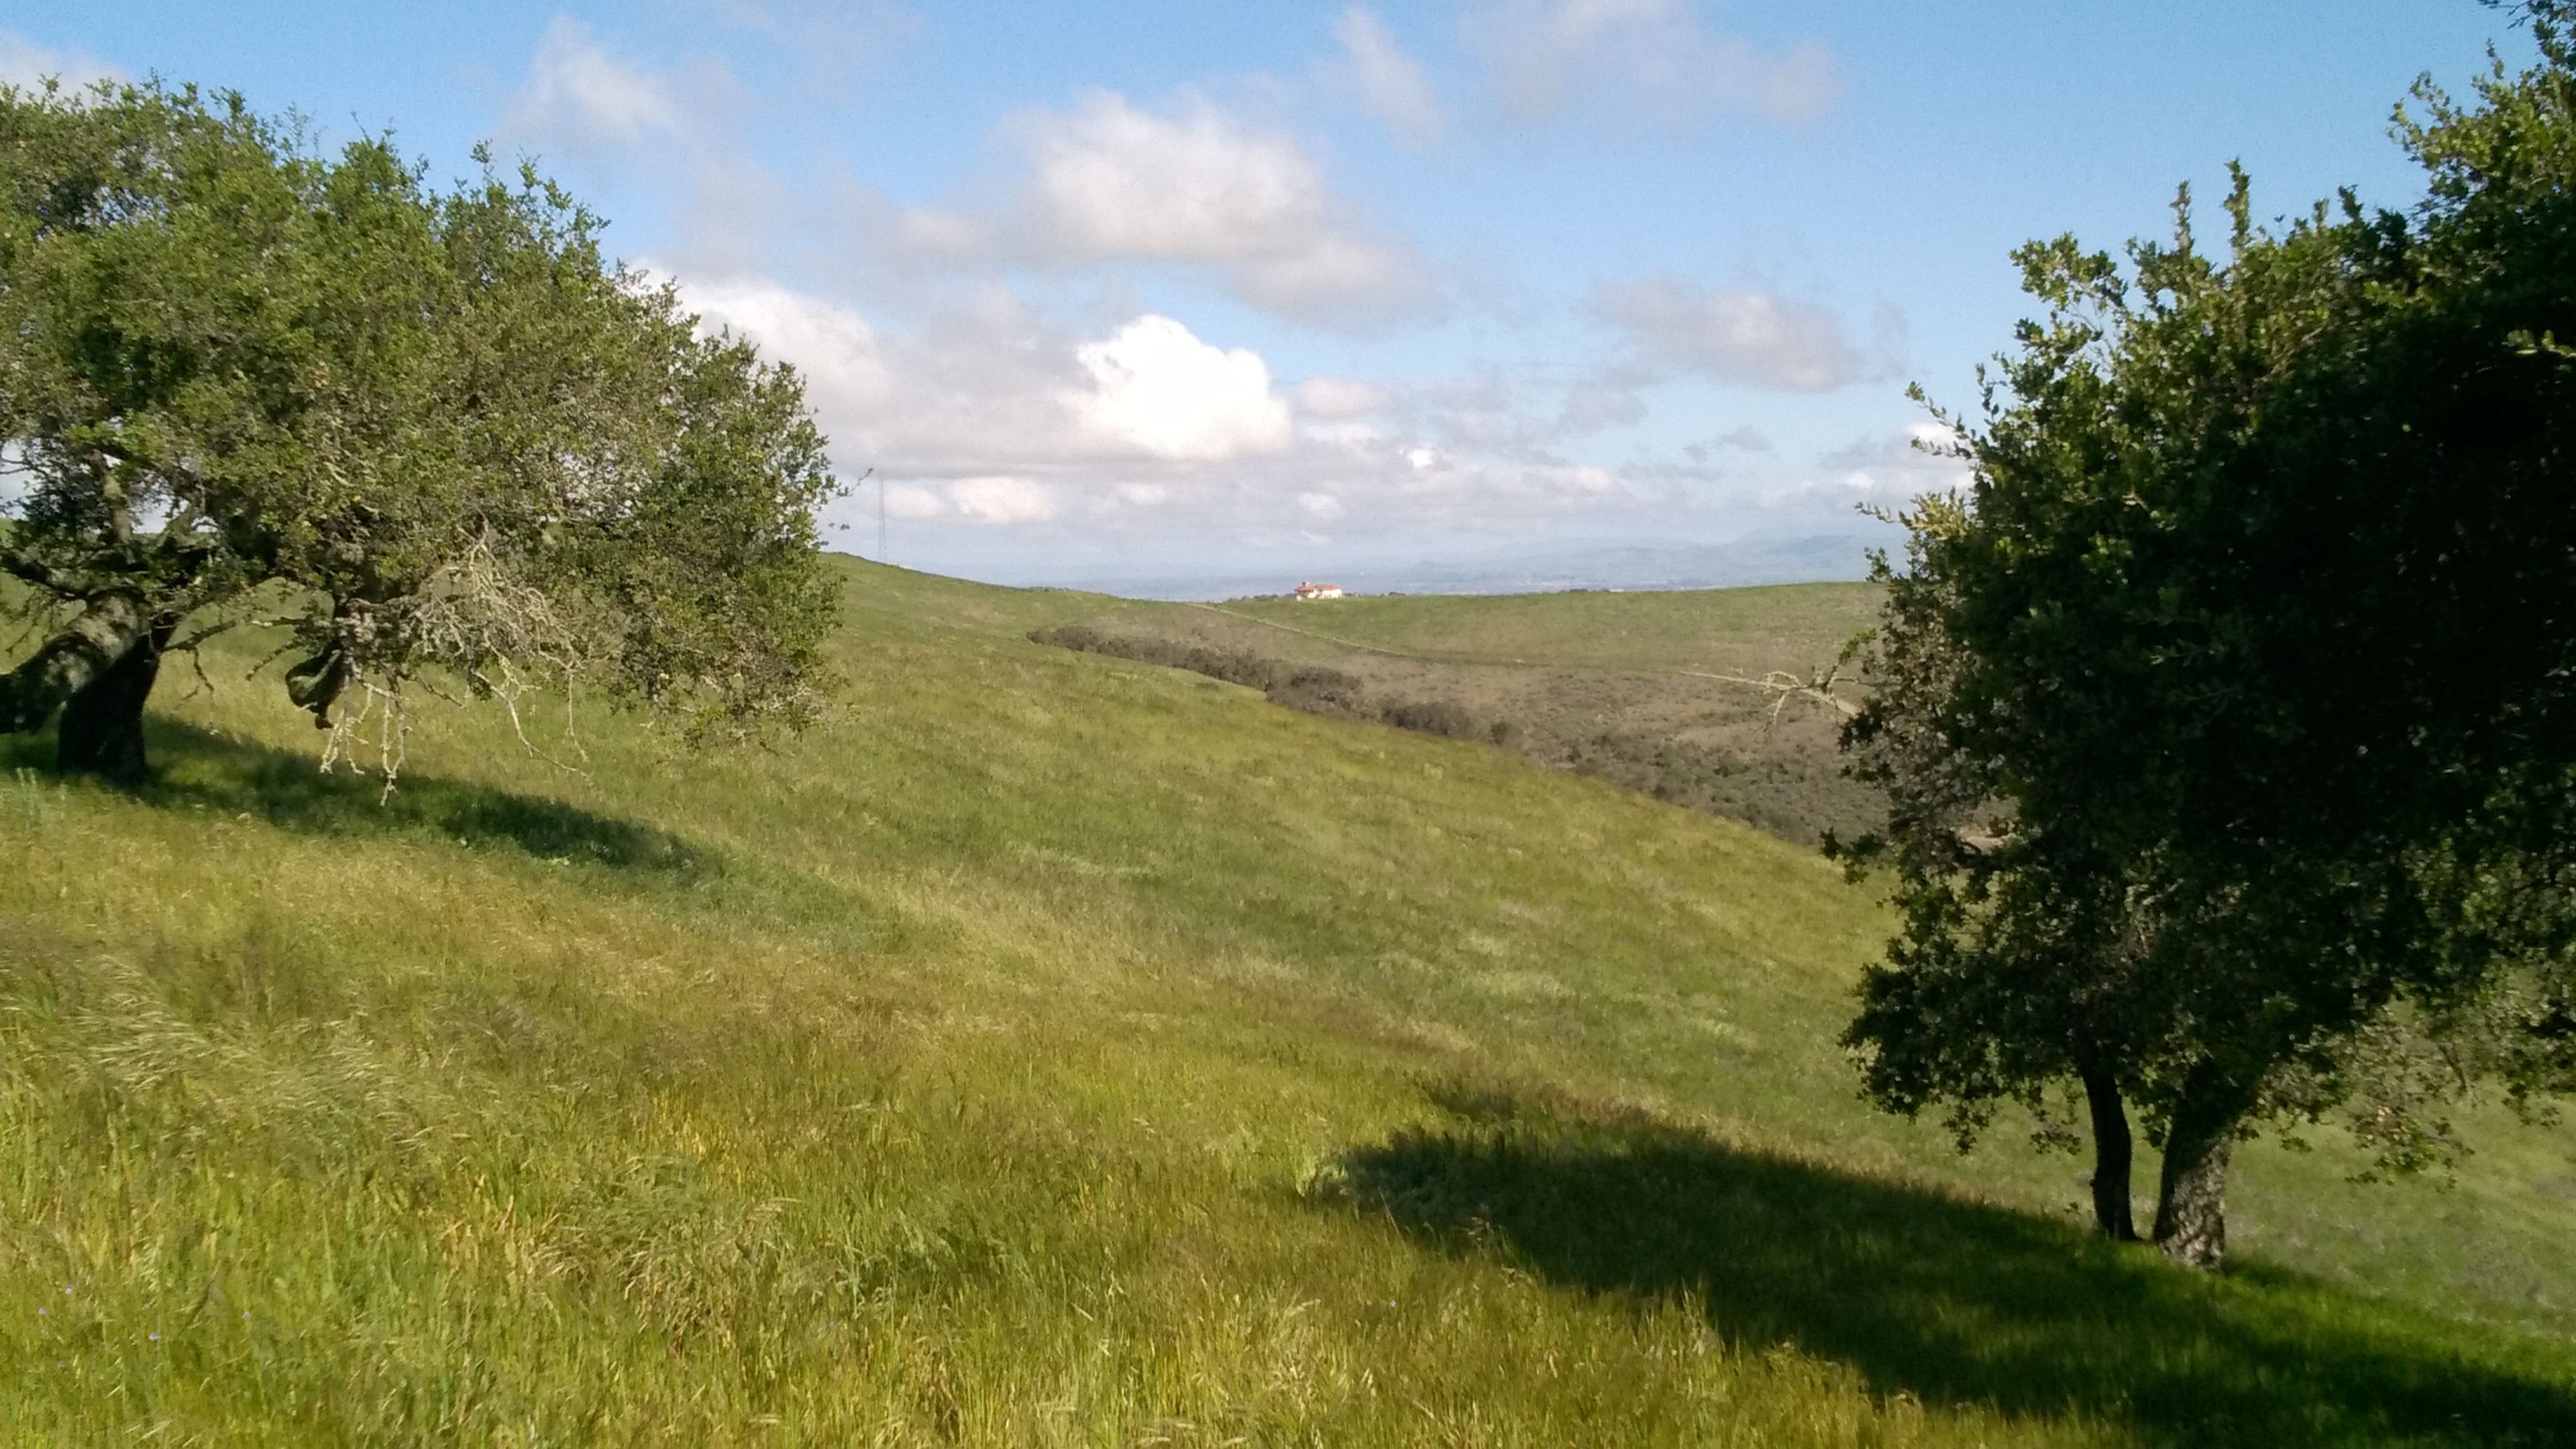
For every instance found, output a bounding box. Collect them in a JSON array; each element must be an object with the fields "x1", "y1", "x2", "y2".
[
  {"x1": 2153, "y1": 1065, "x2": 2247, "y2": 1271},
  {"x1": 0, "y1": 593, "x2": 158, "y2": 735},
  {"x1": 54, "y1": 616, "x2": 172, "y2": 787},
  {"x1": 2078, "y1": 1063, "x2": 2138, "y2": 1241}
]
